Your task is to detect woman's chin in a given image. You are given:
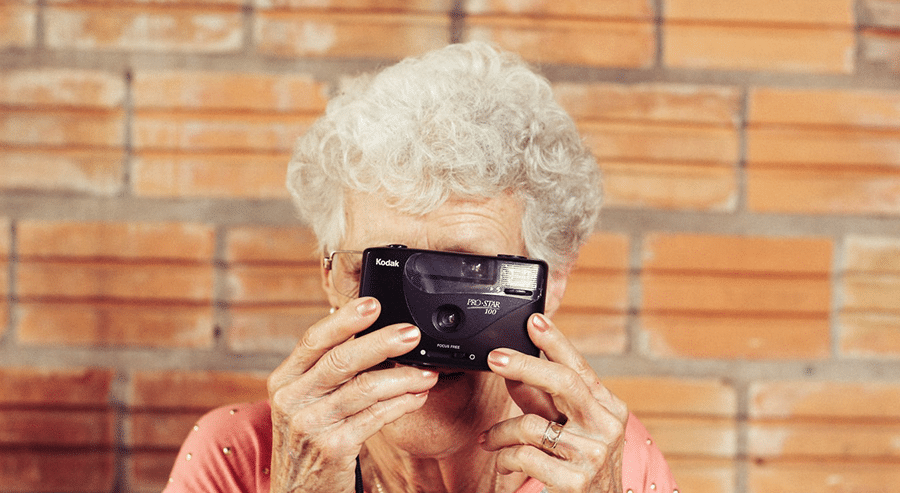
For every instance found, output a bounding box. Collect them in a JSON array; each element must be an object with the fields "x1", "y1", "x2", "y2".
[{"x1": 375, "y1": 369, "x2": 509, "y2": 457}]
